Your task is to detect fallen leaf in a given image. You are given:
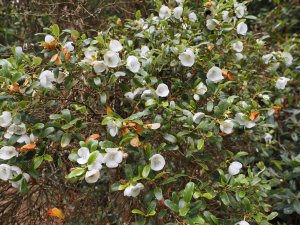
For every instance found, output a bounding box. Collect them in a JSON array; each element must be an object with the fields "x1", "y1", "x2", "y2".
[
  {"x1": 19, "y1": 143, "x2": 36, "y2": 153},
  {"x1": 62, "y1": 48, "x2": 71, "y2": 61},
  {"x1": 48, "y1": 207, "x2": 64, "y2": 220},
  {"x1": 8, "y1": 83, "x2": 20, "y2": 93},
  {"x1": 106, "y1": 106, "x2": 113, "y2": 115},
  {"x1": 41, "y1": 40, "x2": 56, "y2": 50},
  {"x1": 273, "y1": 106, "x2": 281, "y2": 114},
  {"x1": 249, "y1": 111, "x2": 260, "y2": 121},
  {"x1": 86, "y1": 133, "x2": 100, "y2": 142},
  {"x1": 130, "y1": 136, "x2": 141, "y2": 147}
]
